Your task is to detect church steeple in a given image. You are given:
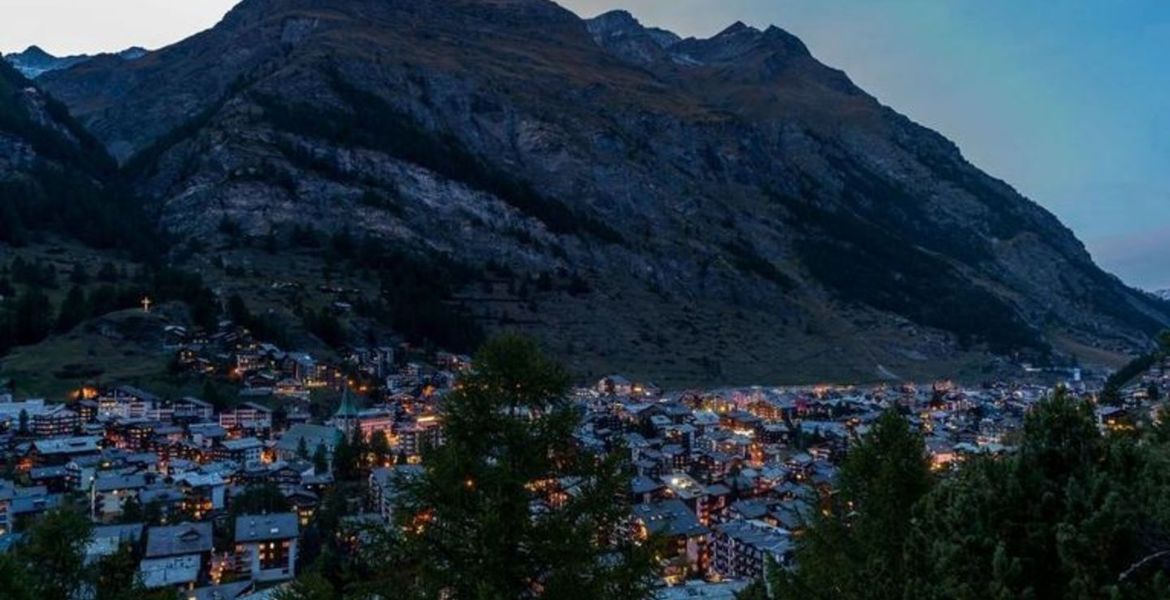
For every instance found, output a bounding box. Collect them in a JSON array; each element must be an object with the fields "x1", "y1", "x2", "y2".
[{"x1": 334, "y1": 385, "x2": 361, "y2": 433}]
